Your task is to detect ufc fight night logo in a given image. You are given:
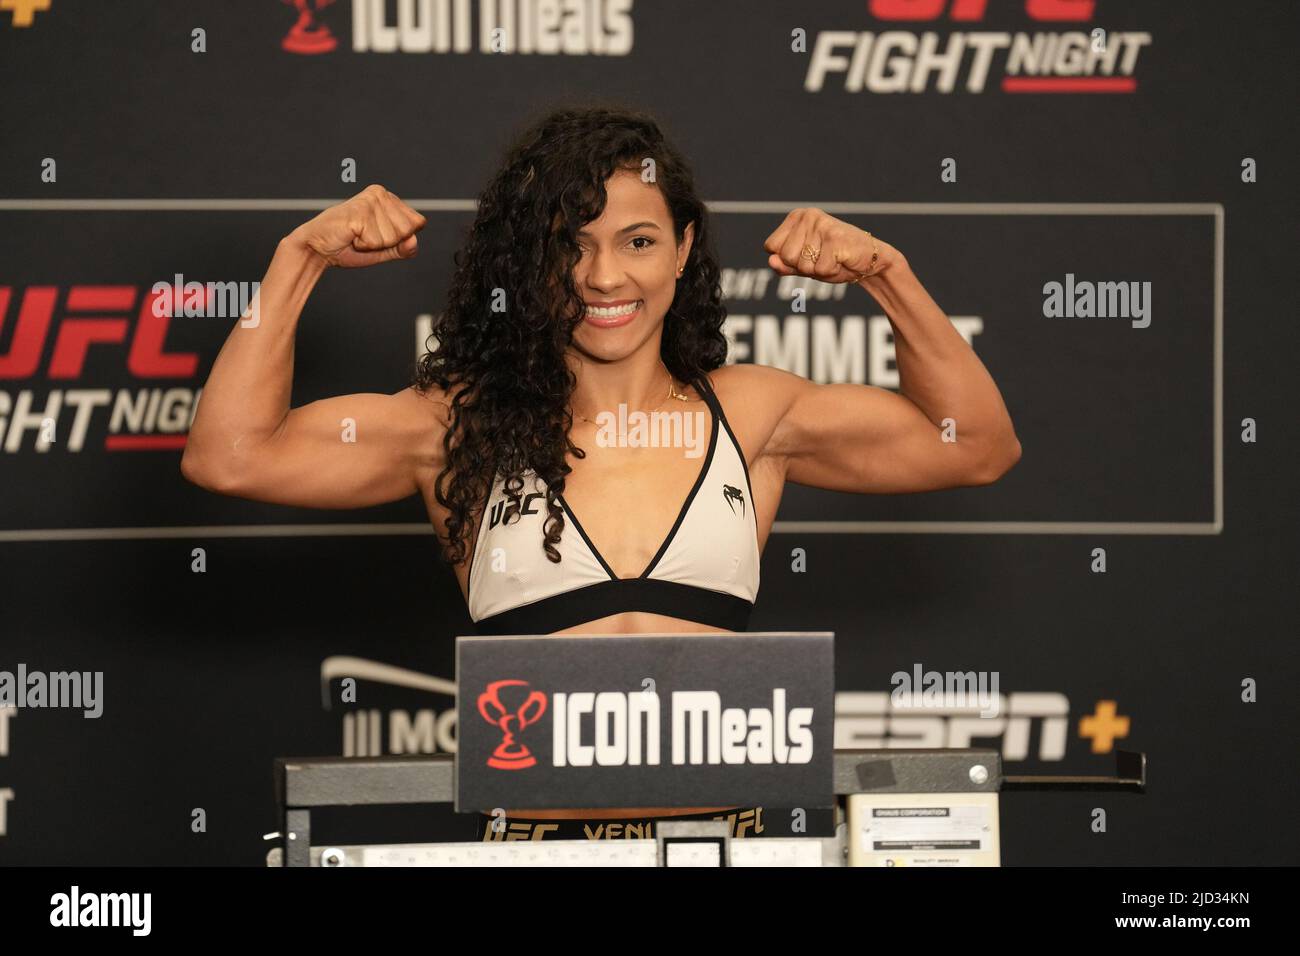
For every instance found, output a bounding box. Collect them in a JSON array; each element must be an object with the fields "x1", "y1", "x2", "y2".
[{"x1": 805, "y1": 0, "x2": 1151, "y2": 95}]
